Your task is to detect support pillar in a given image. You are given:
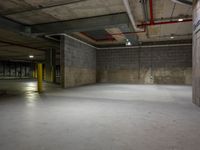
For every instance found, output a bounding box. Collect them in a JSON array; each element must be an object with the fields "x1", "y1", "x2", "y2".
[
  {"x1": 45, "y1": 49, "x2": 56, "y2": 83},
  {"x1": 37, "y1": 63, "x2": 43, "y2": 93},
  {"x1": 193, "y1": 0, "x2": 200, "y2": 106},
  {"x1": 60, "y1": 36, "x2": 66, "y2": 88},
  {"x1": 60, "y1": 35, "x2": 96, "y2": 88}
]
